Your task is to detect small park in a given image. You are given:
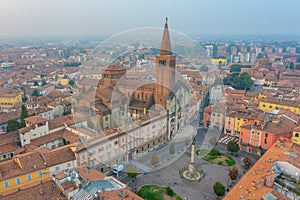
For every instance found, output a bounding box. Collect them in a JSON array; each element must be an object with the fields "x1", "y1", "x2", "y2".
[{"x1": 137, "y1": 185, "x2": 182, "y2": 200}]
